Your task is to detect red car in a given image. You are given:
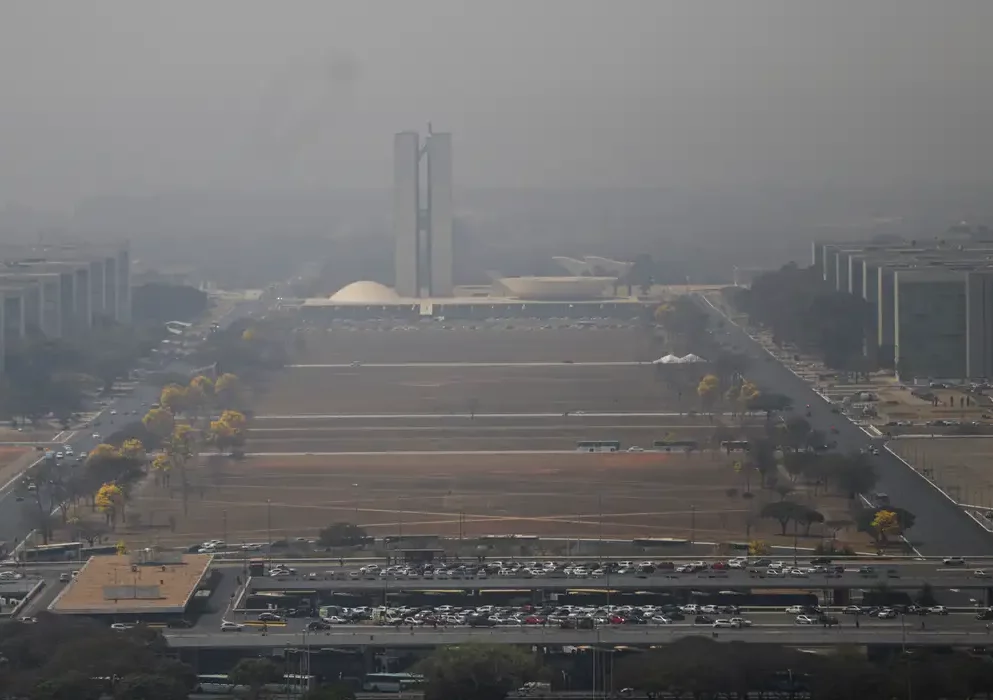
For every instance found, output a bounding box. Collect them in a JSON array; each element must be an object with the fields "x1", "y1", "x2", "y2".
[
  {"x1": 524, "y1": 616, "x2": 546, "y2": 625},
  {"x1": 711, "y1": 561, "x2": 728, "y2": 570}
]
